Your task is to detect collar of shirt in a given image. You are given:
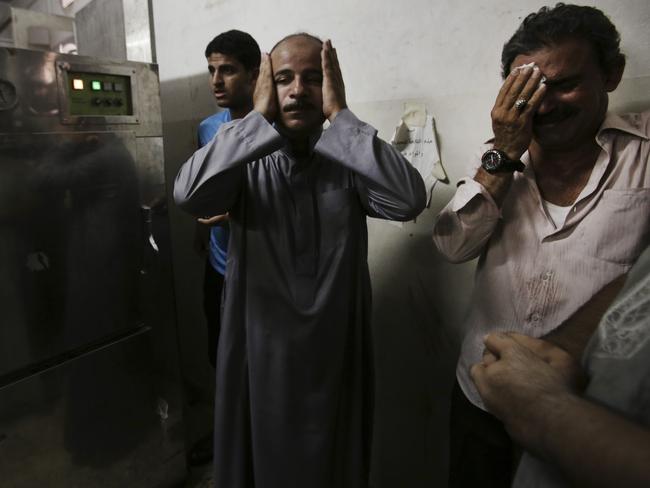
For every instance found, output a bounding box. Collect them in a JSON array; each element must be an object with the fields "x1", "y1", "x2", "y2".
[
  {"x1": 598, "y1": 112, "x2": 649, "y2": 141},
  {"x1": 513, "y1": 111, "x2": 647, "y2": 236}
]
